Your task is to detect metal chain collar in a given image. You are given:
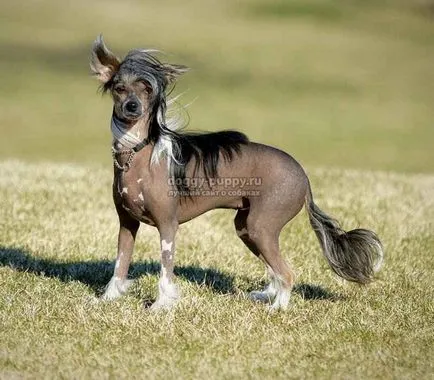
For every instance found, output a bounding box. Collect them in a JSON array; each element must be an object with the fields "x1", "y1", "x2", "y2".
[{"x1": 111, "y1": 147, "x2": 136, "y2": 172}]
